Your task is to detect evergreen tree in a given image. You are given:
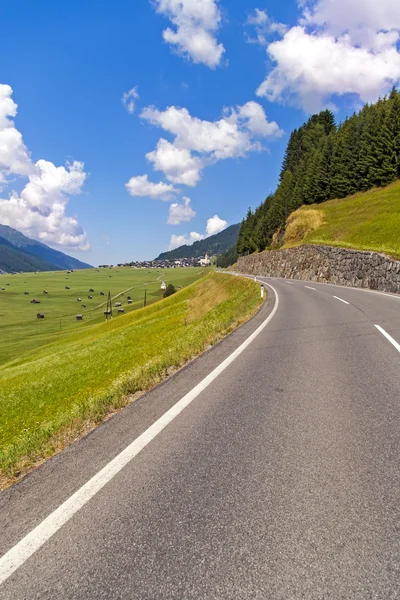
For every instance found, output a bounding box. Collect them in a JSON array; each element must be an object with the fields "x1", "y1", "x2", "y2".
[{"x1": 236, "y1": 91, "x2": 400, "y2": 257}]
